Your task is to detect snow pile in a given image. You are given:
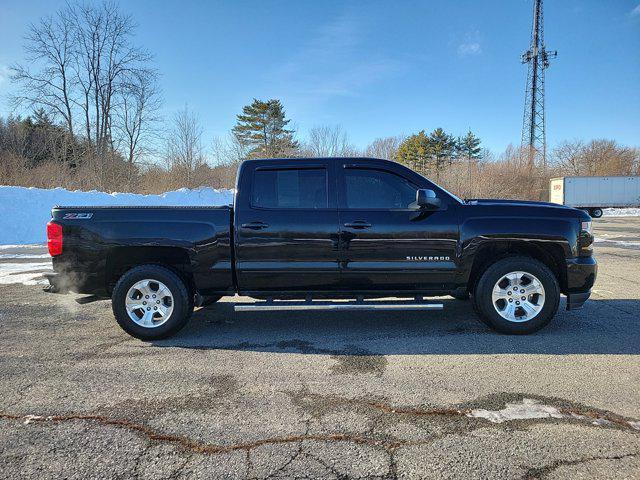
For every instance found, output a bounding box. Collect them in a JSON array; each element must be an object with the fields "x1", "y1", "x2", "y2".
[
  {"x1": 603, "y1": 208, "x2": 640, "y2": 217},
  {"x1": 0, "y1": 186, "x2": 234, "y2": 245}
]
